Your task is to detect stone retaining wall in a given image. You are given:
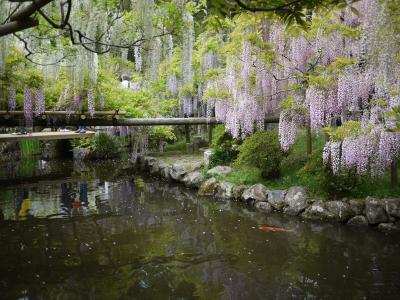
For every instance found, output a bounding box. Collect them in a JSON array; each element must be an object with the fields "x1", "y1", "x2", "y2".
[{"x1": 138, "y1": 156, "x2": 400, "y2": 232}]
